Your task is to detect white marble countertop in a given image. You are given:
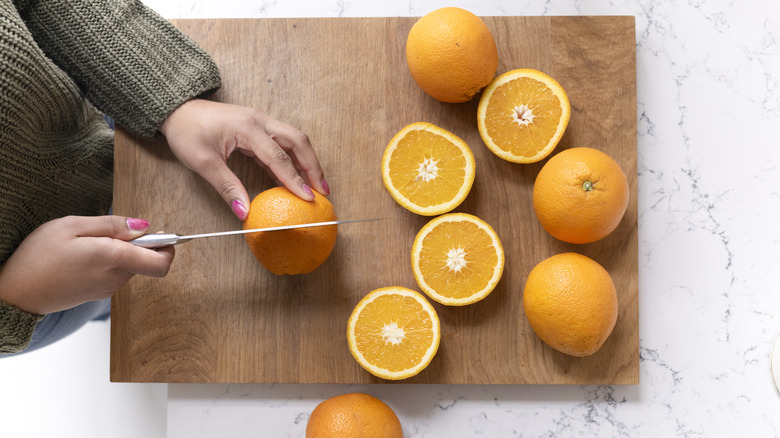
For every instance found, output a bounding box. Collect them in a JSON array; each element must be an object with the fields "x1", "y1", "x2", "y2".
[{"x1": 140, "y1": 0, "x2": 780, "y2": 436}]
